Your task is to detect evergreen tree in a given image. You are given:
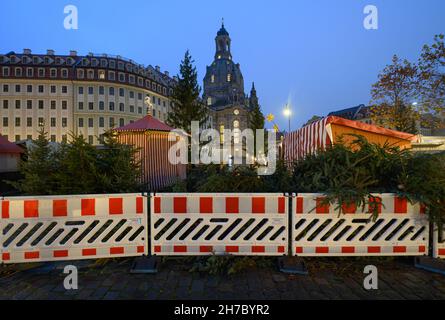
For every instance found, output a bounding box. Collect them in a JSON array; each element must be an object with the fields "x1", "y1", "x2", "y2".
[
  {"x1": 95, "y1": 130, "x2": 141, "y2": 193},
  {"x1": 167, "y1": 50, "x2": 208, "y2": 134},
  {"x1": 248, "y1": 83, "x2": 266, "y2": 156},
  {"x1": 12, "y1": 127, "x2": 57, "y2": 195}
]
